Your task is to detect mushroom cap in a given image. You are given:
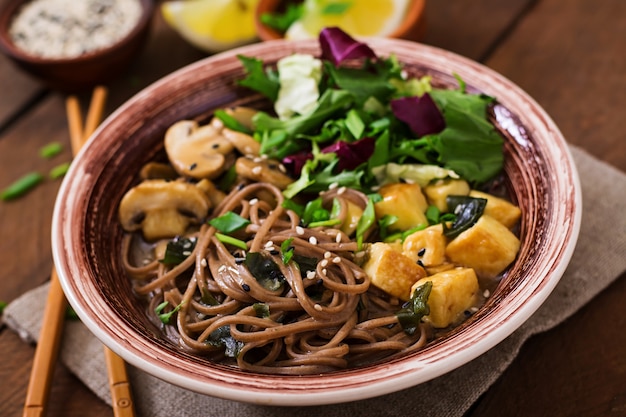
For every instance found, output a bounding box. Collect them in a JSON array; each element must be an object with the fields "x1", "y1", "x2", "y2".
[
  {"x1": 164, "y1": 120, "x2": 235, "y2": 179},
  {"x1": 118, "y1": 179, "x2": 211, "y2": 241}
]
